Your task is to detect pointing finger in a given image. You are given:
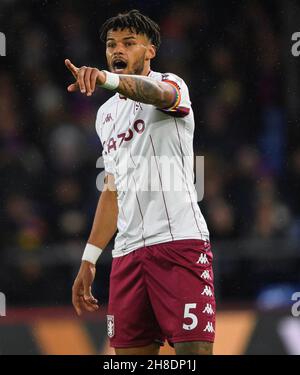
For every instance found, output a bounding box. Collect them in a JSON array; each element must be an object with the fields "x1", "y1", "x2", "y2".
[{"x1": 65, "y1": 59, "x2": 79, "y2": 78}]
